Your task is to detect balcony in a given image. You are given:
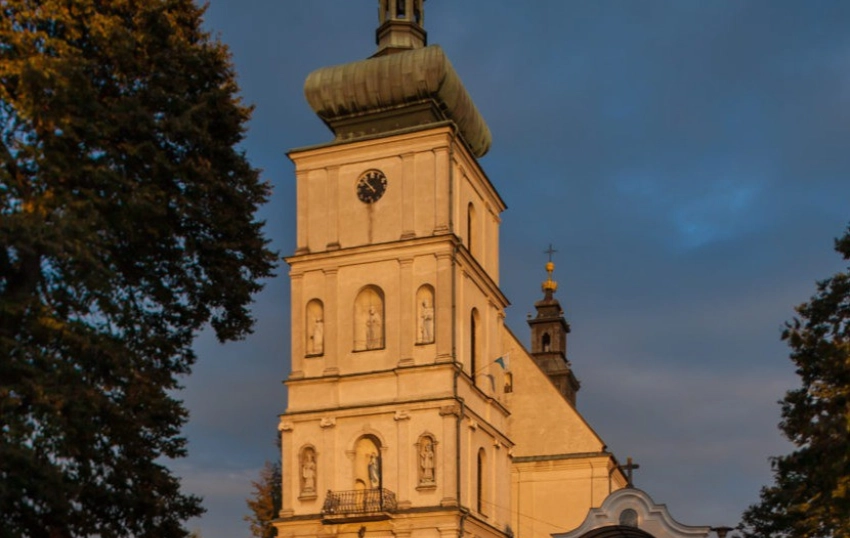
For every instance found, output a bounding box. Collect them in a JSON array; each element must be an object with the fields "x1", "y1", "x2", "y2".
[{"x1": 321, "y1": 488, "x2": 398, "y2": 523}]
